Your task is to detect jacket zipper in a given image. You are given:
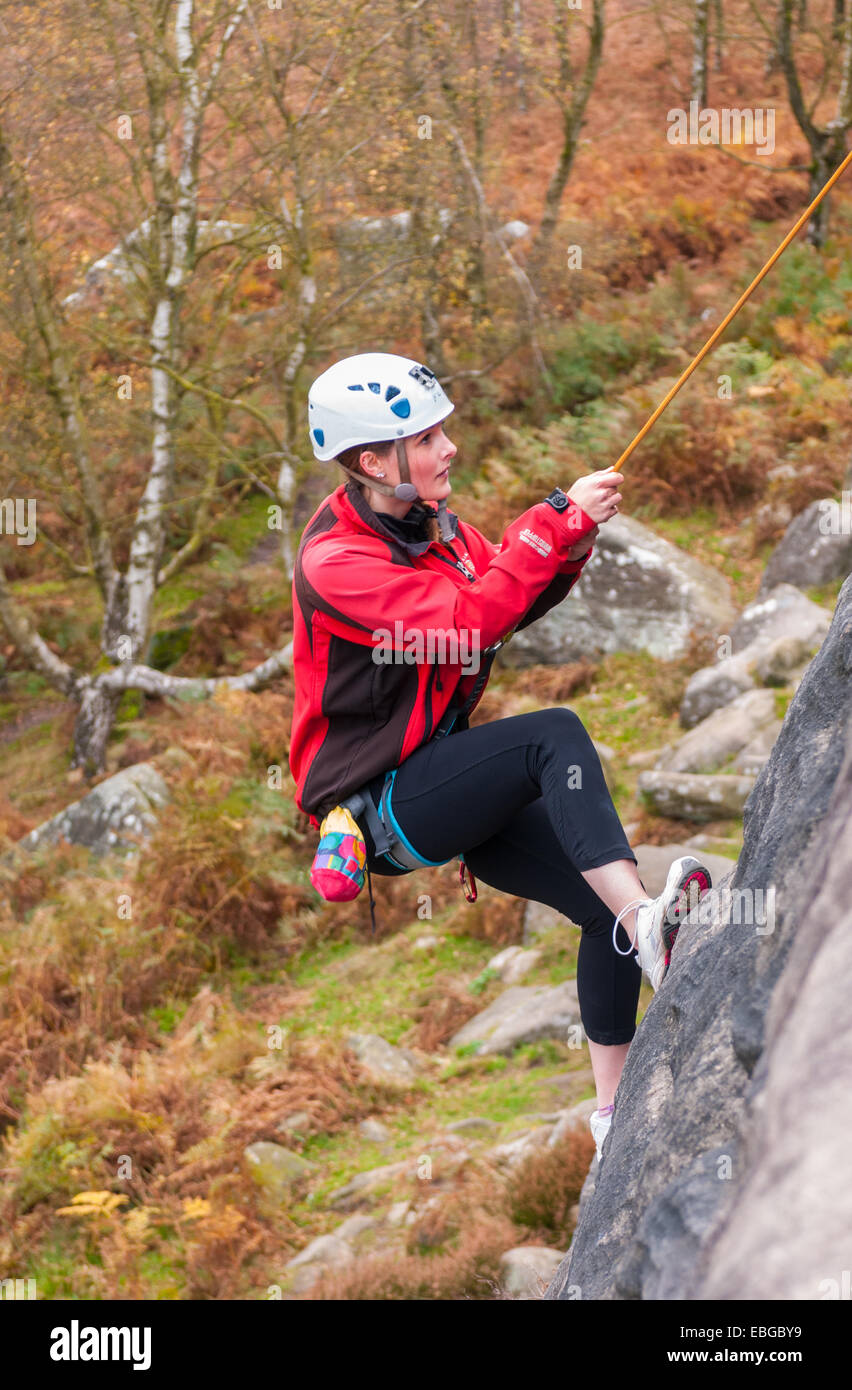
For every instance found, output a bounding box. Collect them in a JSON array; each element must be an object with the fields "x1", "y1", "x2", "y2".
[{"x1": 432, "y1": 546, "x2": 476, "y2": 583}]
